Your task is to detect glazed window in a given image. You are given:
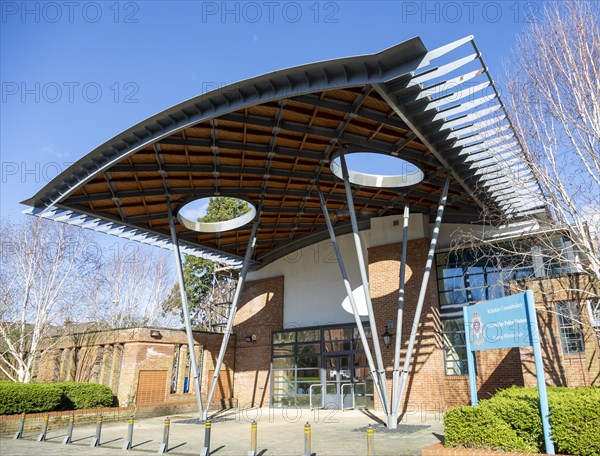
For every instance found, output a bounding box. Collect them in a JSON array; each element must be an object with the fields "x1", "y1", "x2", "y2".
[{"x1": 555, "y1": 302, "x2": 585, "y2": 355}]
